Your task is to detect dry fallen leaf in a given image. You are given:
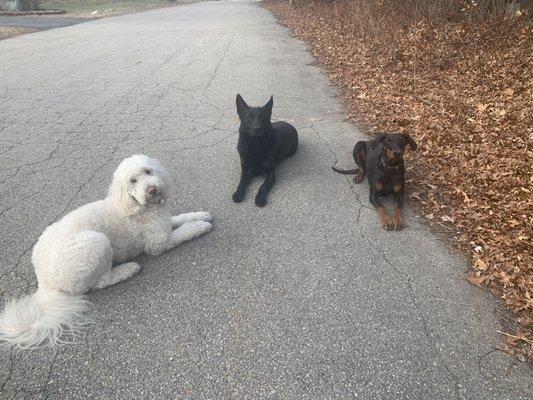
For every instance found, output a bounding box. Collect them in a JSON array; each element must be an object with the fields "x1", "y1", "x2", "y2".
[
  {"x1": 467, "y1": 275, "x2": 486, "y2": 287},
  {"x1": 474, "y1": 257, "x2": 488, "y2": 271},
  {"x1": 502, "y1": 88, "x2": 514, "y2": 96},
  {"x1": 476, "y1": 103, "x2": 488, "y2": 114},
  {"x1": 473, "y1": 245, "x2": 484, "y2": 253},
  {"x1": 409, "y1": 192, "x2": 422, "y2": 200}
]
